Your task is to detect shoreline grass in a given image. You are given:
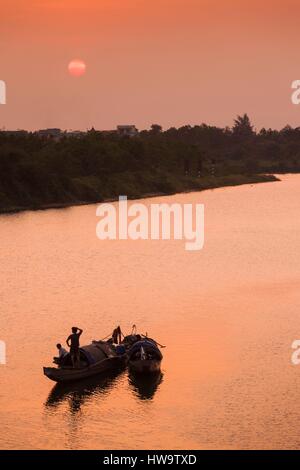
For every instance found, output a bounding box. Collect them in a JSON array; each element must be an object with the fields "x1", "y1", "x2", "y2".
[{"x1": 0, "y1": 173, "x2": 279, "y2": 215}]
